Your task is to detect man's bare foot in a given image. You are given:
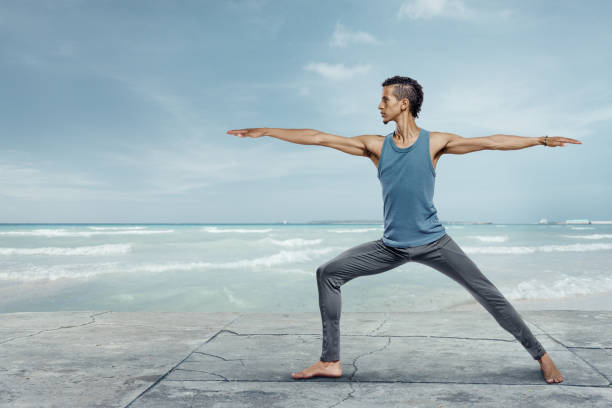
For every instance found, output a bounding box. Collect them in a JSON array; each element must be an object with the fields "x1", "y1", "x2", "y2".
[
  {"x1": 538, "y1": 352, "x2": 564, "y2": 384},
  {"x1": 291, "y1": 359, "x2": 342, "y2": 379}
]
